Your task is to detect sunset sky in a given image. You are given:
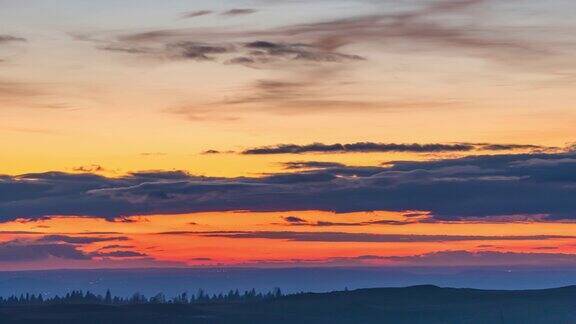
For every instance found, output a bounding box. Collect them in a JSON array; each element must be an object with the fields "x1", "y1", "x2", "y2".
[{"x1": 2, "y1": 0, "x2": 576, "y2": 271}]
